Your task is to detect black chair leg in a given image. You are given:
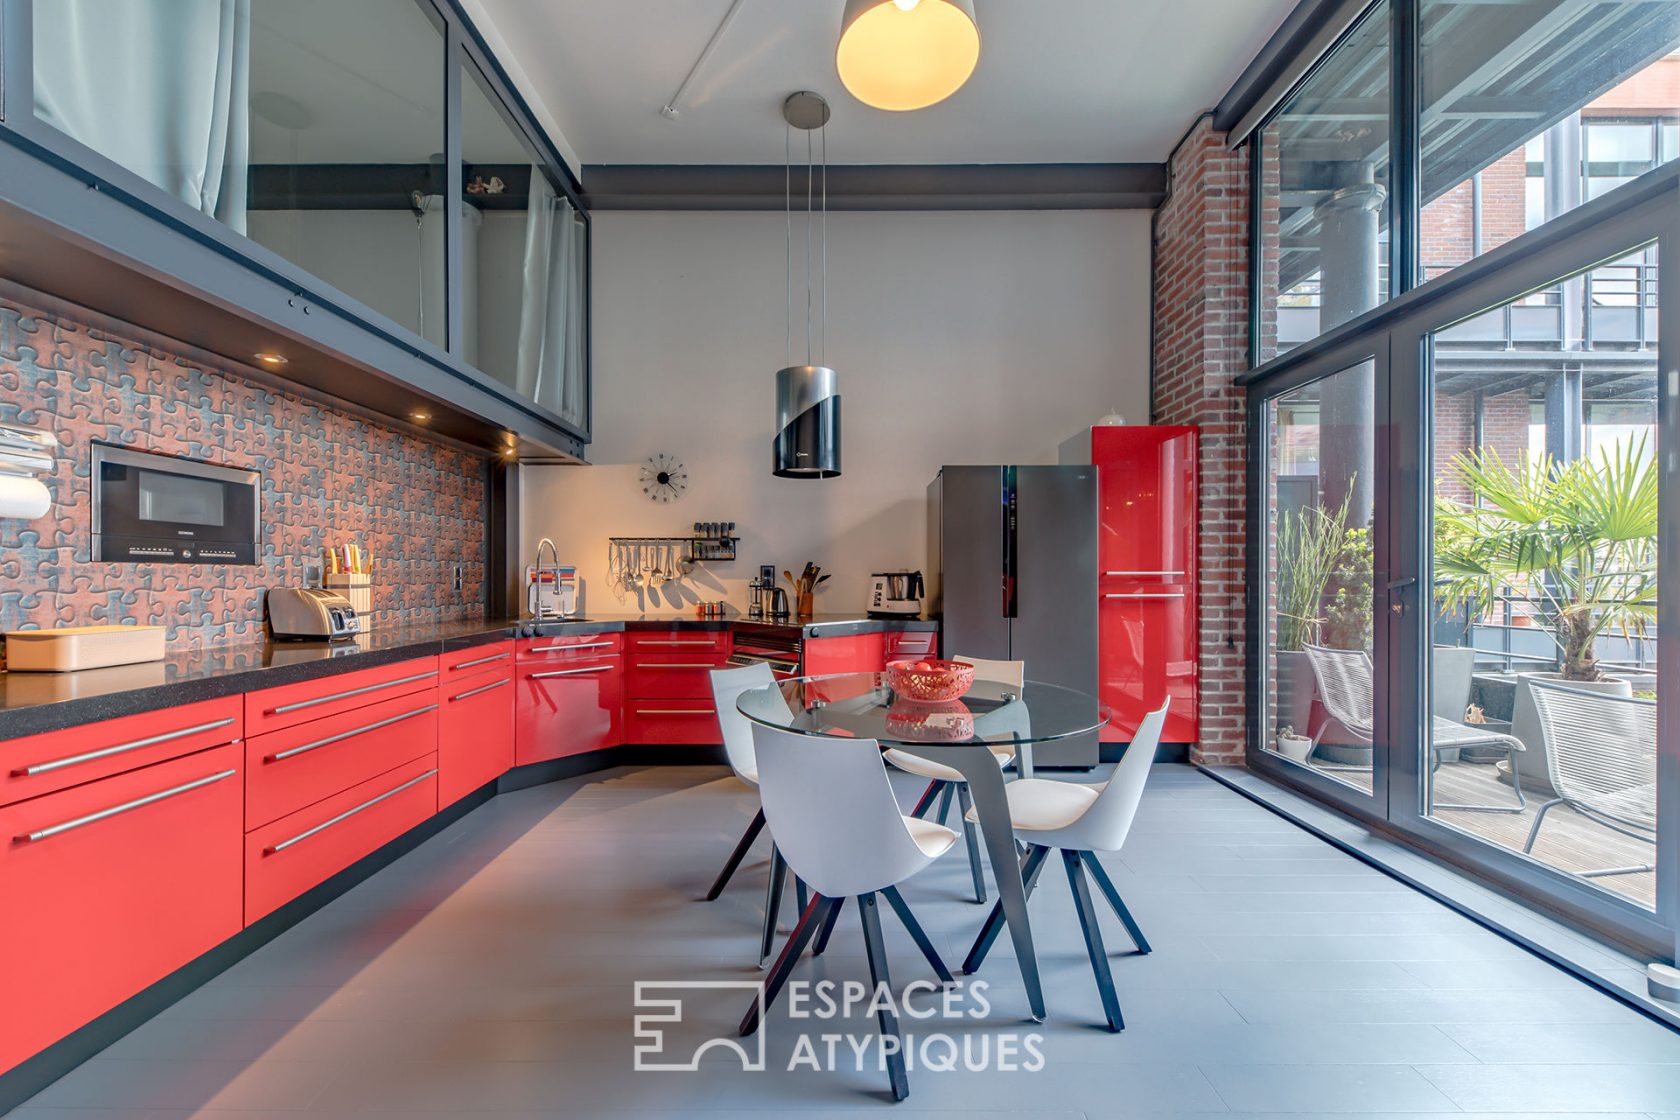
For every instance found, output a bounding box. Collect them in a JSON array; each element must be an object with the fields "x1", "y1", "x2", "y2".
[
  {"x1": 910, "y1": 780, "x2": 943, "y2": 819},
  {"x1": 956, "y1": 783, "x2": 987, "y2": 904},
  {"x1": 880, "y1": 884, "x2": 954, "y2": 983},
  {"x1": 741, "y1": 894, "x2": 837, "y2": 1036},
  {"x1": 1062, "y1": 849, "x2": 1123, "y2": 1032},
  {"x1": 962, "y1": 843, "x2": 1049, "y2": 974},
  {"x1": 759, "y1": 846, "x2": 788, "y2": 968},
  {"x1": 811, "y1": 895, "x2": 847, "y2": 955},
  {"x1": 858, "y1": 893, "x2": 910, "y2": 1102},
  {"x1": 705, "y1": 807, "x2": 766, "y2": 900},
  {"x1": 795, "y1": 876, "x2": 809, "y2": 917},
  {"x1": 1078, "y1": 851, "x2": 1151, "y2": 954},
  {"x1": 934, "y1": 783, "x2": 956, "y2": 825}
]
